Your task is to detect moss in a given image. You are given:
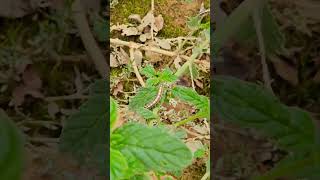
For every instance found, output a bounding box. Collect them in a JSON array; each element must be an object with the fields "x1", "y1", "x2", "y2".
[
  {"x1": 111, "y1": 0, "x2": 188, "y2": 38},
  {"x1": 159, "y1": 15, "x2": 188, "y2": 37},
  {"x1": 111, "y1": 0, "x2": 153, "y2": 24}
]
